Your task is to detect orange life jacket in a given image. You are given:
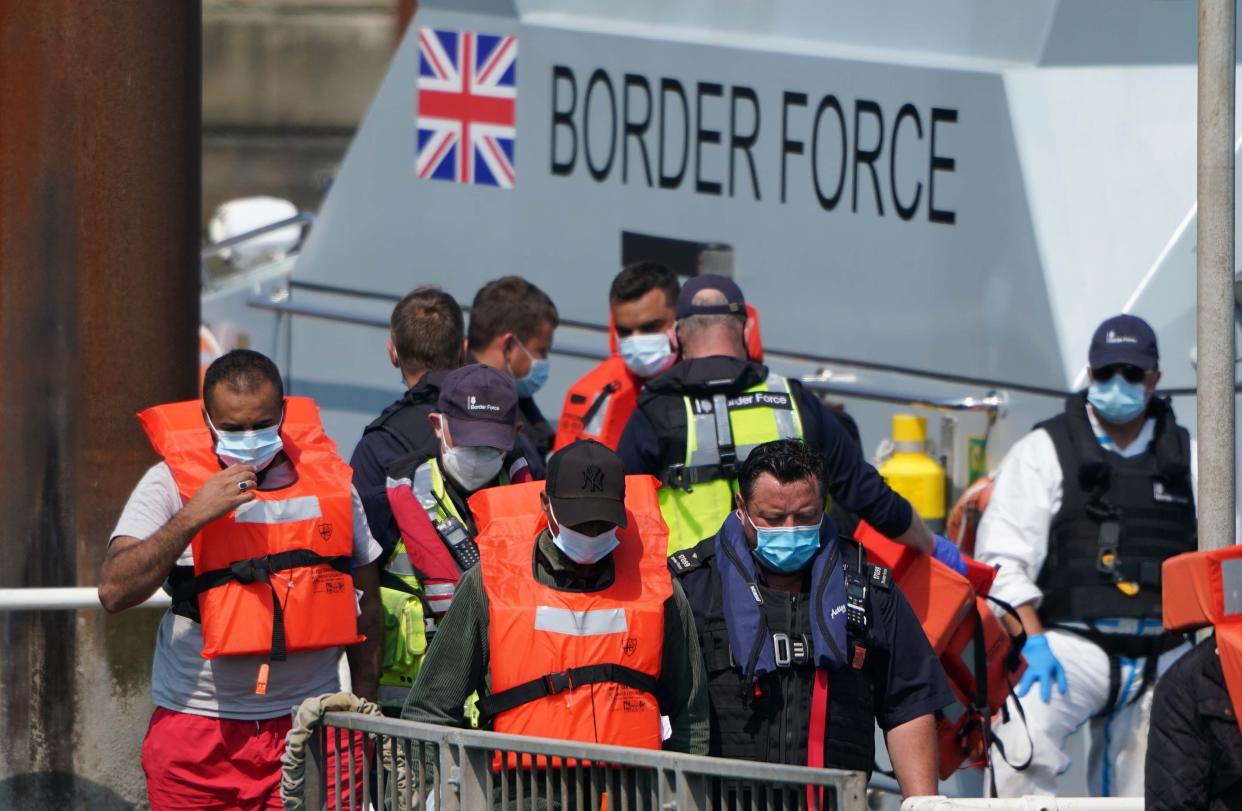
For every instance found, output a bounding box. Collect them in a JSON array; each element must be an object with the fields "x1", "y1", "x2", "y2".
[
  {"x1": 945, "y1": 476, "x2": 995, "y2": 557},
  {"x1": 139, "y1": 397, "x2": 363, "y2": 665},
  {"x1": 470, "y1": 476, "x2": 671, "y2": 764},
  {"x1": 853, "y1": 521, "x2": 1025, "y2": 778},
  {"x1": 553, "y1": 355, "x2": 642, "y2": 451},
  {"x1": 559, "y1": 303, "x2": 768, "y2": 453},
  {"x1": 1164, "y1": 547, "x2": 1242, "y2": 736},
  {"x1": 854, "y1": 521, "x2": 975, "y2": 652}
]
